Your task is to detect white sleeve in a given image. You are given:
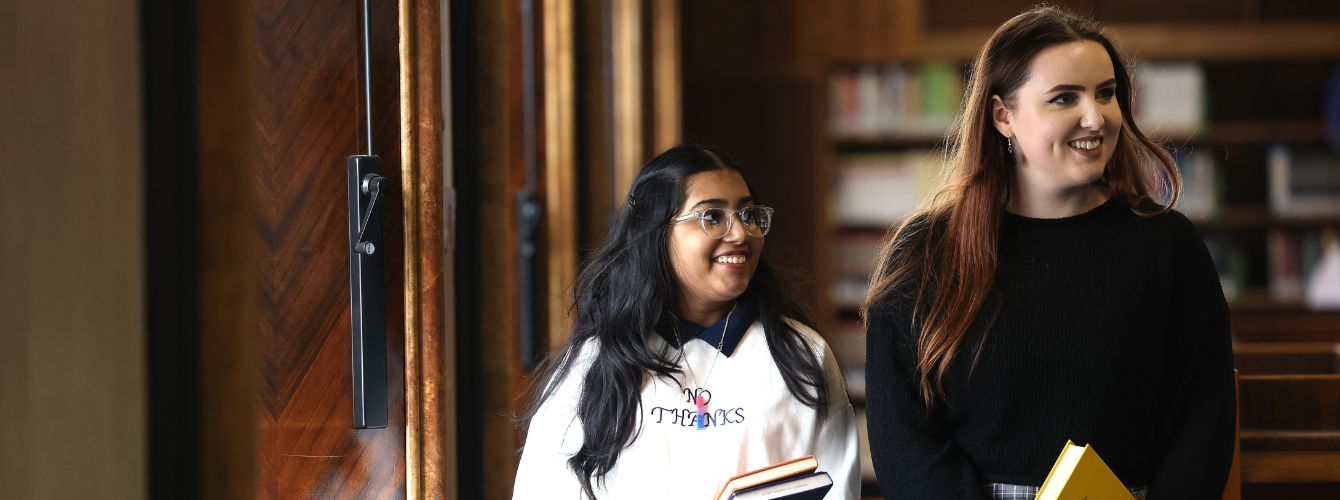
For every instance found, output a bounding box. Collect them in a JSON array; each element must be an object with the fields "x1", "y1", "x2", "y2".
[
  {"x1": 513, "y1": 346, "x2": 594, "y2": 500},
  {"x1": 812, "y1": 341, "x2": 861, "y2": 500}
]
